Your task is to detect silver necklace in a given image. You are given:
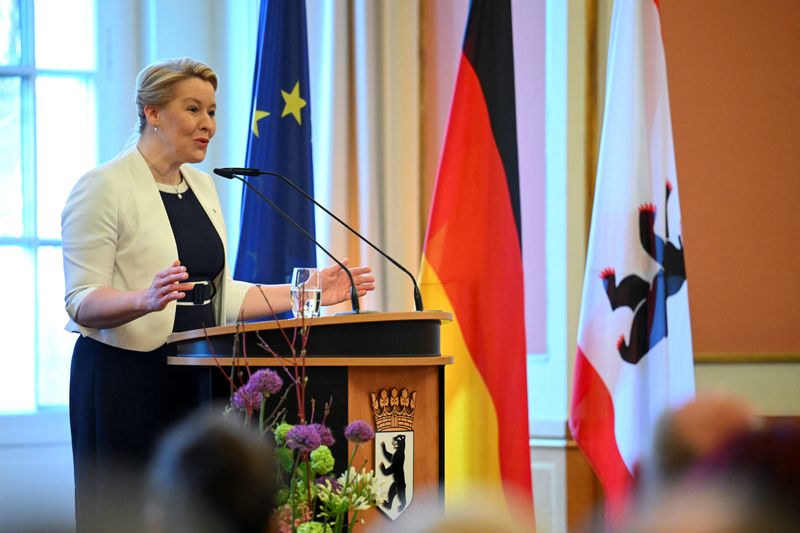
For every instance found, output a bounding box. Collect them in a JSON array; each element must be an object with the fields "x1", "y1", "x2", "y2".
[
  {"x1": 138, "y1": 148, "x2": 184, "y2": 199},
  {"x1": 174, "y1": 176, "x2": 184, "y2": 199}
]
